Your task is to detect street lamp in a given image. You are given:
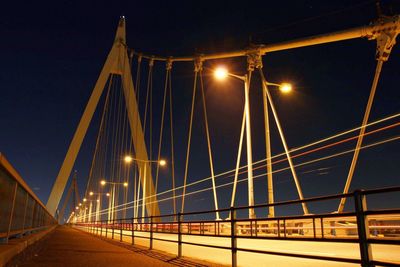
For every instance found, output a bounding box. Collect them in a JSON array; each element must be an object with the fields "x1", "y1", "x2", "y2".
[
  {"x1": 214, "y1": 66, "x2": 255, "y2": 219},
  {"x1": 124, "y1": 155, "x2": 167, "y2": 222},
  {"x1": 87, "y1": 191, "x2": 110, "y2": 222},
  {"x1": 260, "y1": 74, "x2": 309, "y2": 216},
  {"x1": 100, "y1": 180, "x2": 129, "y2": 222}
]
